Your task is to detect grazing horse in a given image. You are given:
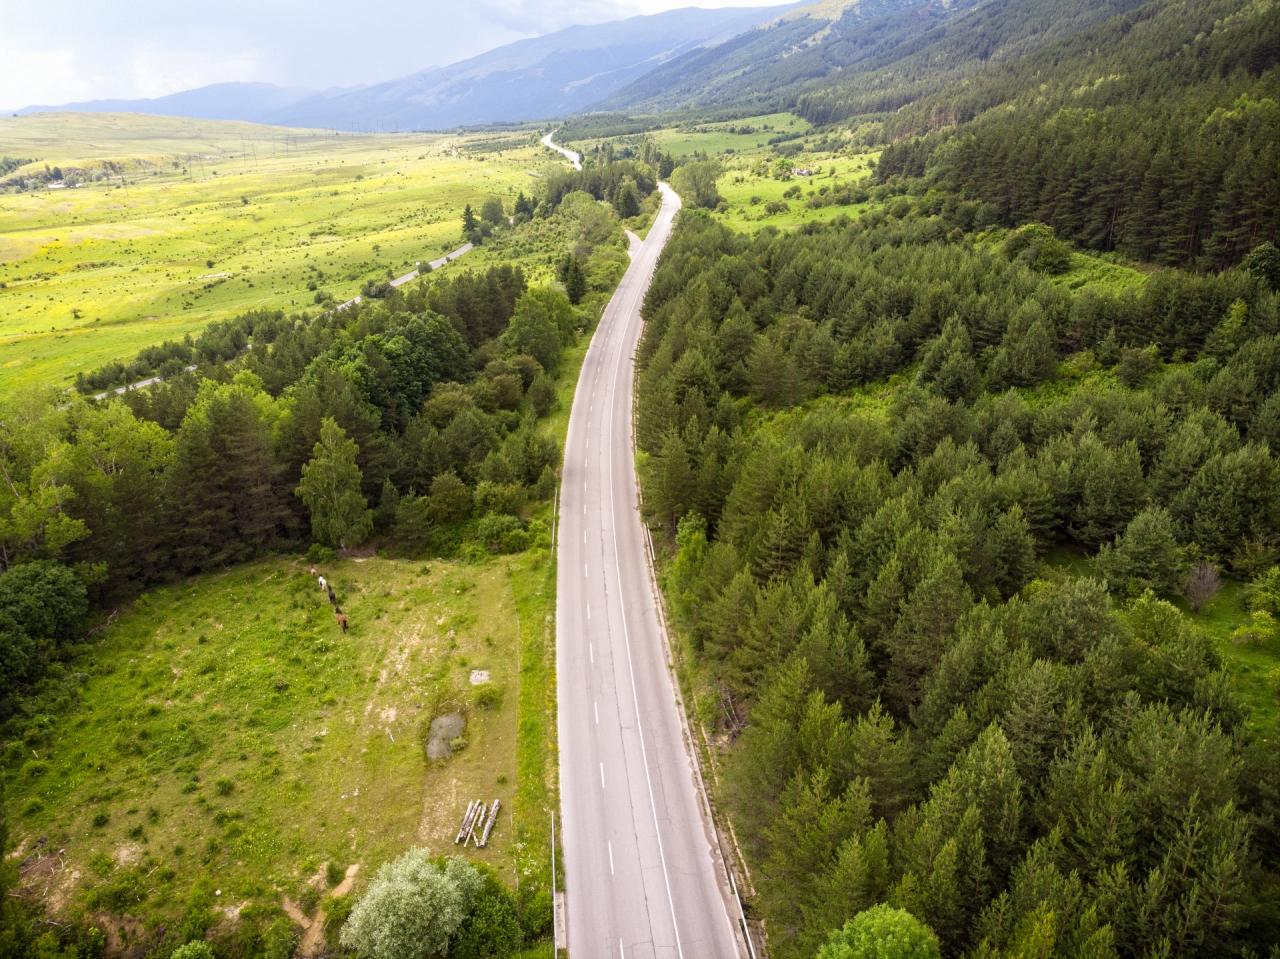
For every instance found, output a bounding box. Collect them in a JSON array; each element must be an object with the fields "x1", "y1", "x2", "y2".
[
  {"x1": 328, "y1": 586, "x2": 336, "y2": 604},
  {"x1": 318, "y1": 575, "x2": 327, "y2": 592},
  {"x1": 336, "y1": 611, "x2": 348, "y2": 633}
]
